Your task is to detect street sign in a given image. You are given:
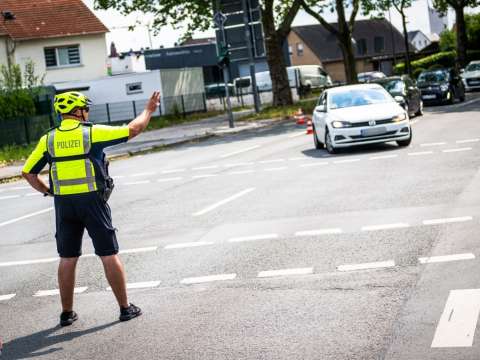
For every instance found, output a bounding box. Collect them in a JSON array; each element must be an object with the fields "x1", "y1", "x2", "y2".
[{"x1": 213, "y1": 11, "x2": 227, "y2": 28}]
